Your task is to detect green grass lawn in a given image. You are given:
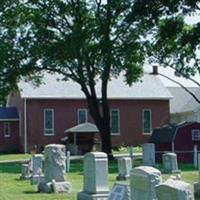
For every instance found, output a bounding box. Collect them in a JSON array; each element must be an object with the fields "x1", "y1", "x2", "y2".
[
  {"x1": 0, "y1": 154, "x2": 31, "y2": 162},
  {"x1": 0, "y1": 155, "x2": 200, "y2": 200},
  {"x1": 112, "y1": 146, "x2": 142, "y2": 155}
]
